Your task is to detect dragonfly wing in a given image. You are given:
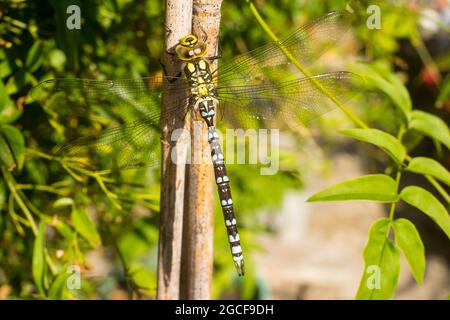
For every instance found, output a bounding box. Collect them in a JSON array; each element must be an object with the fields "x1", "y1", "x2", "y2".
[
  {"x1": 216, "y1": 71, "x2": 361, "y2": 129},
  {"x1": 56, "y1": 115, "x2": 164, "y2": 170},
  {"x1": 31, "y1": 76, "x2": 190, "y2": 121},
  {"x1": 33, "y1": 76, "x2": 191, "y2": 170},
  {"x1": 215, "y1": 11, "x2": 352, "y2": 85}
]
